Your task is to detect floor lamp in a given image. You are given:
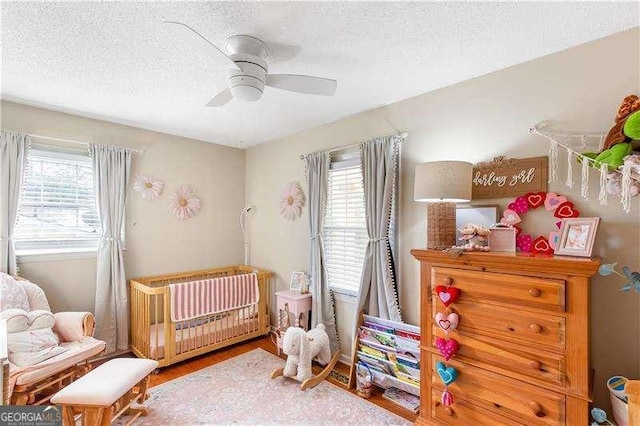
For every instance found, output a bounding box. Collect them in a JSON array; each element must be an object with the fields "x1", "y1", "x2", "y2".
[{"x1": 414, "y1": 161, "x2": 473, "y2": 249}]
